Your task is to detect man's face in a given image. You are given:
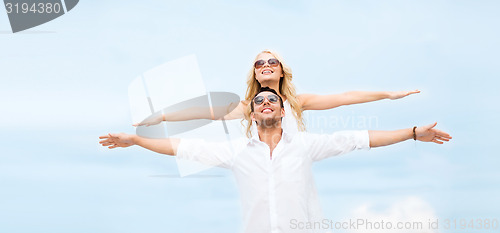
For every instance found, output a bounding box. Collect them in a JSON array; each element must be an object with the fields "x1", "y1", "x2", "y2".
[{"x1": 251, "y1": 91, "x2": 285, "y2": 127}]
